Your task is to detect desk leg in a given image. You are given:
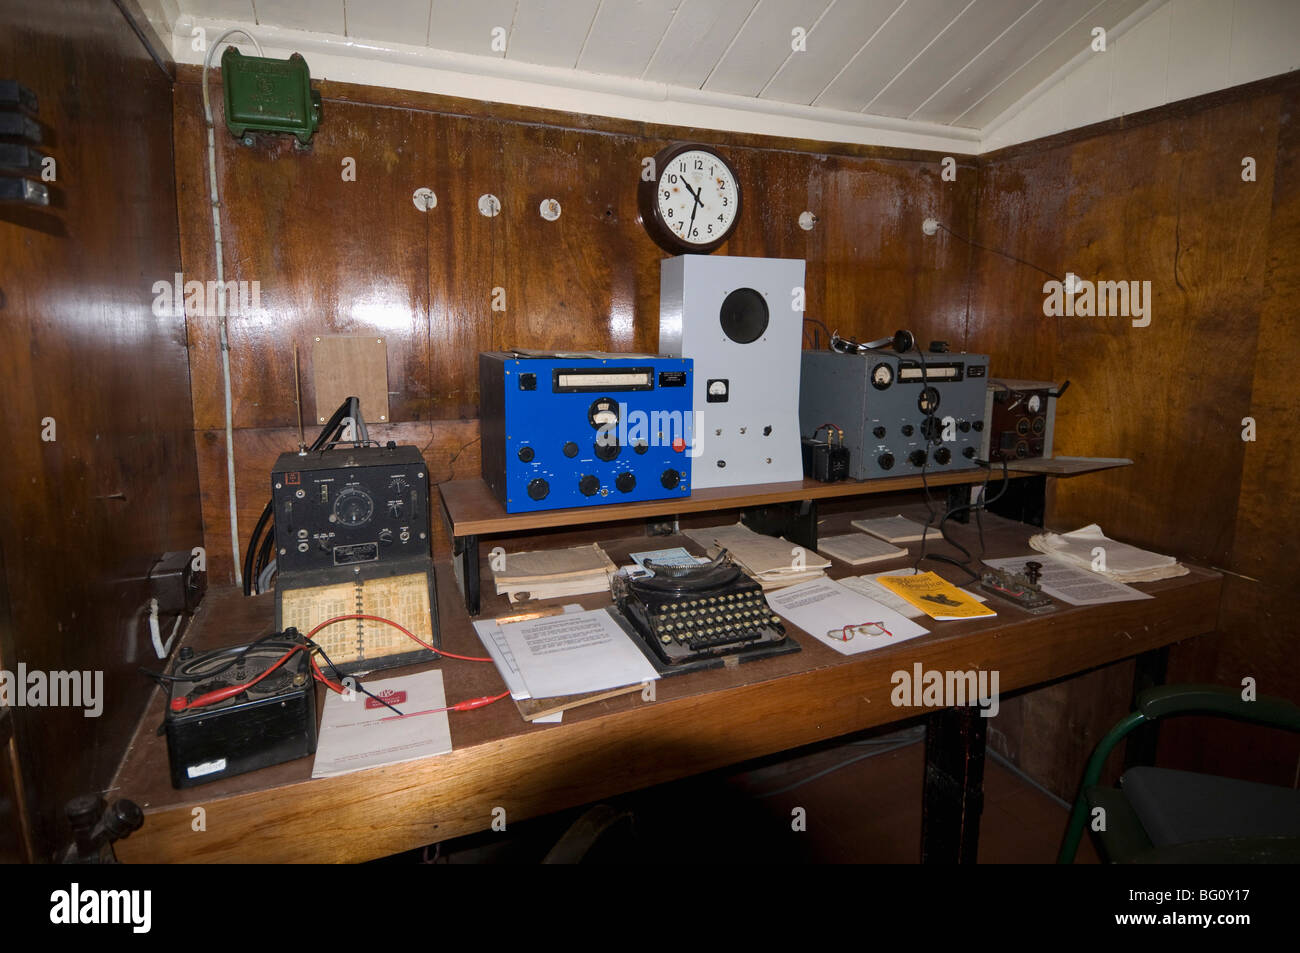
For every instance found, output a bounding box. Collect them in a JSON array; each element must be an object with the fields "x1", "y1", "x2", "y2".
[
  {"x1": 1124, "y1": 646, "x2": 1169, "y2": 768},
  {"x1": 921, "y1": 707, "x2": 987, "y2": 864},
  {"x1": 454, "y1": 534, "x2": 480, "y2": 616}
]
